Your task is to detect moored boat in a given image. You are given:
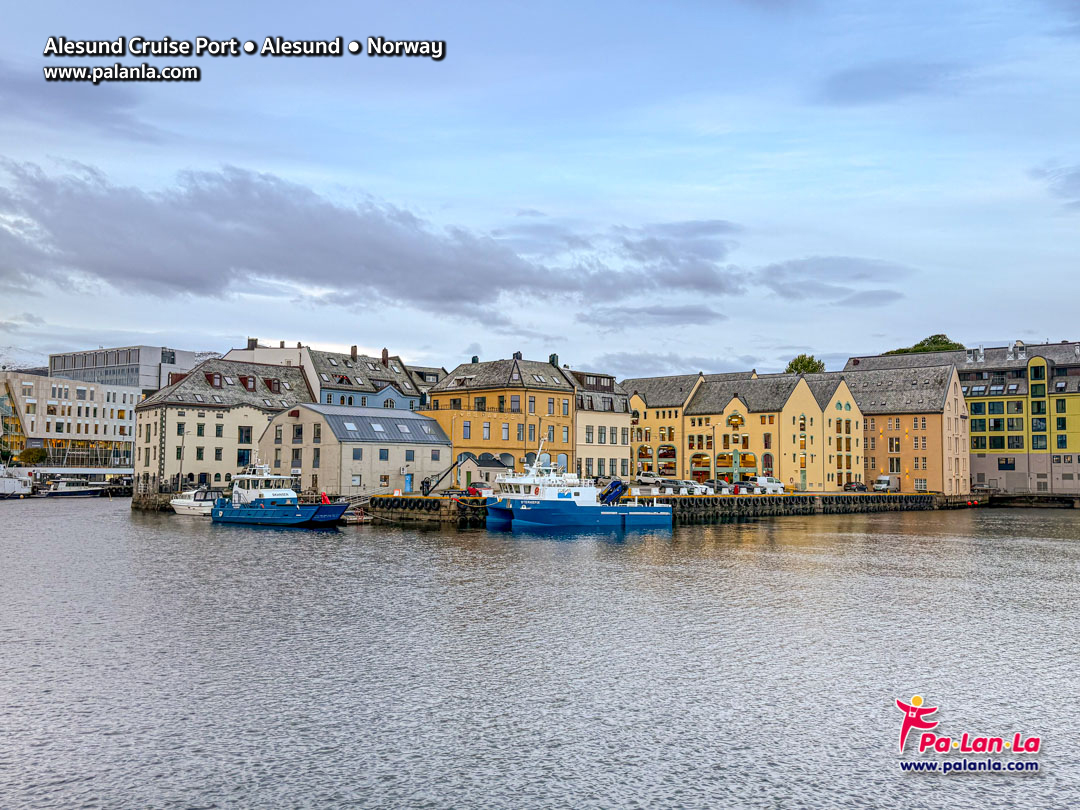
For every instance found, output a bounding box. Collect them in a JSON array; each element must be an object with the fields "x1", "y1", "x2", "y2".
[
  {"x1": 43, "y1": 478, "x2": 106, "y2": 498},
  {"x1": 486, "y1": 447, "x2": 671, "y2": 530},
  {"x1": 0, "y1": 464, "x2": 33, "y2": 499},
  {"x1": 210, "y1": 463, "x2": 348, "y2": 527},
  {"x1": 170, "y1": 487, "x2": 225, "y2": 516}
]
